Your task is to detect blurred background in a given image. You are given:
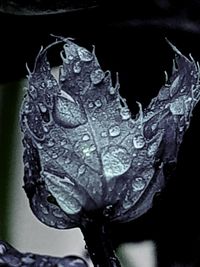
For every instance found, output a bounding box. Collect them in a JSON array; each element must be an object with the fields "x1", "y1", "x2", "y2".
[{"x1": 1, "y1": 1, "x2": 200, "y2": 267}]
